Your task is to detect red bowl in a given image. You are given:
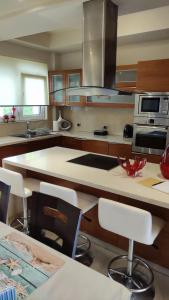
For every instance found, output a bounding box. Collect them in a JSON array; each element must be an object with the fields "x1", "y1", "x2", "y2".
[{"x1": 118, "y1": 157, "x2": 147, "y2": 177}]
